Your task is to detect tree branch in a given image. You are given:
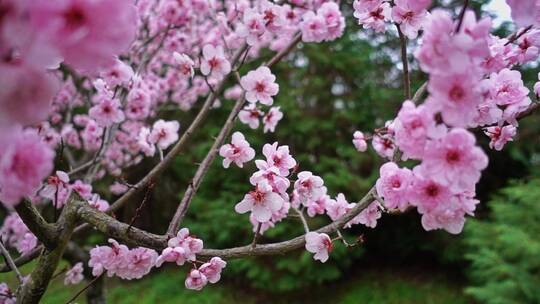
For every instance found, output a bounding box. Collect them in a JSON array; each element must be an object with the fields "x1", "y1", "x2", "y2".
[
  {"x1": 395, "y1": 23, "x2": 411, "y2": 100},
  {"x1": 15, "y1": 200, "x2": 58, "y2": 249},
  {"x1": 0, "y1": 240, "x2": 23, "y2": 283}
]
